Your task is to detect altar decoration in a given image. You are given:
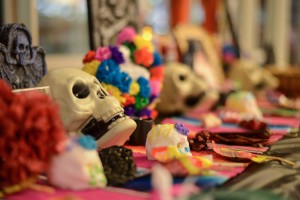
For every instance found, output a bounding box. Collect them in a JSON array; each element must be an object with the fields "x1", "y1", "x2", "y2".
[
  {"x1": 82, "y1": 27, "x2": 164, "y2": 119},
  {"x1": 48, "y1": 135, "x2": 107, "y2": 190},
  {"x1": 0, "y1": 23, "x2": 47, "y2": 89},
  {"x1": 223, "y1": 91, "x2": 263, "y2": 120},
  {"x1": 38, "y1": 68, "x2": 136, "y2": 149},
  {"x1": 146, "y1": 123, "x2": 192, "y2": 161},
  {"x1": 98, "y1": 146, "x2": 136, "y2": 186},
  {"x1": 0, "y1": 80, "x2": 66, "y2": 197},
  {"x1": 156, "y1": 62, "x2": 218, "y2": 115}
]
